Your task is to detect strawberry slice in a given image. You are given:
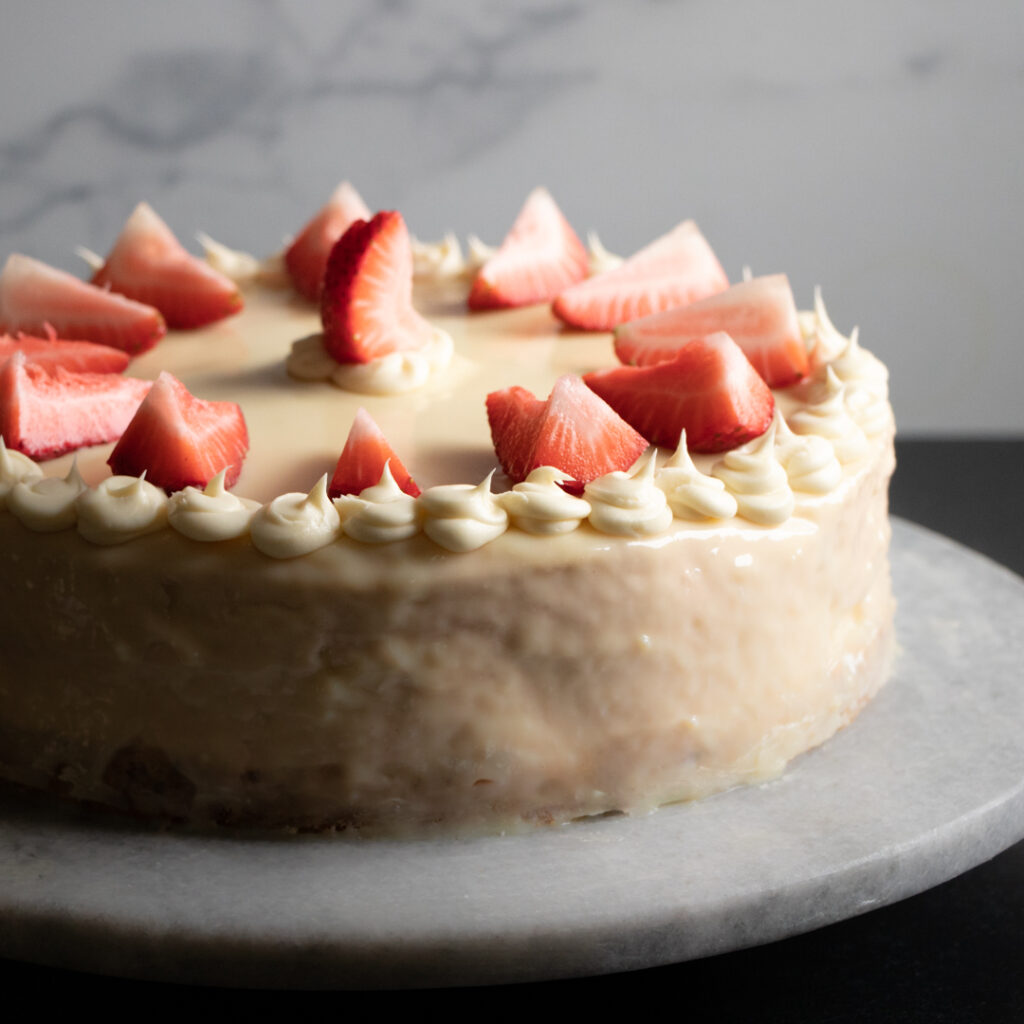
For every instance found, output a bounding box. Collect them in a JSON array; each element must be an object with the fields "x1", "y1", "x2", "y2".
[
  {"x1": 108, "y1": 371, "x2": 248, "y2": 492},
  {"x1": 613, "y1": 274, "x2": 808, "y2": 388},
  {"x1": 0, "y1": 331, "x2": 130, "y2": 375},
  {"x1": 584, "y1": 332, "x2": 774, "y2": 453},
  {"x1": 552, "y1": 220, "x2": 729, "y2": 331},
  {"x1": 468, "y1": 188, "x2": 588, "y2": 311},
  {"x1": 320, "y1": 210, "x2": 433, "y2": 364},
  {"x1": 328, "y1": 407, "x2": 420, "y2": 498},
  {"x1": 0, "y1": 351, "x2": 151, "y2": 460},
  {"x1": 0, "y1": 254, "x2": 165, "y2": 356},
  {"x1": 91, "y1": 202, "x2": 242, "y2": 329},
  {"x1": 285, "y1": 181, "x2": 372, "y2": 301},
  {"x1": 486, "y1": 374, "x2": 648, "y2": 488}
]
